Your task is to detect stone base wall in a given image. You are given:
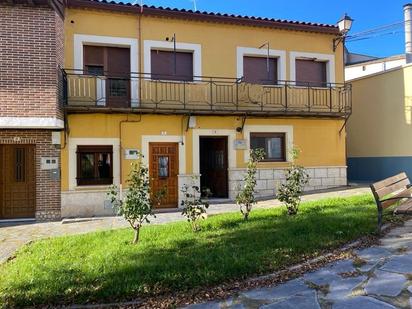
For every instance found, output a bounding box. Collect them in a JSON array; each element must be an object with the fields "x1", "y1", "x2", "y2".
[
  {"x1": 61, "y1": 189, "x2": 115, "y2": 218},
  {"x1": 229, "y1": 166, "x2": 347, "y2": 200}
]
